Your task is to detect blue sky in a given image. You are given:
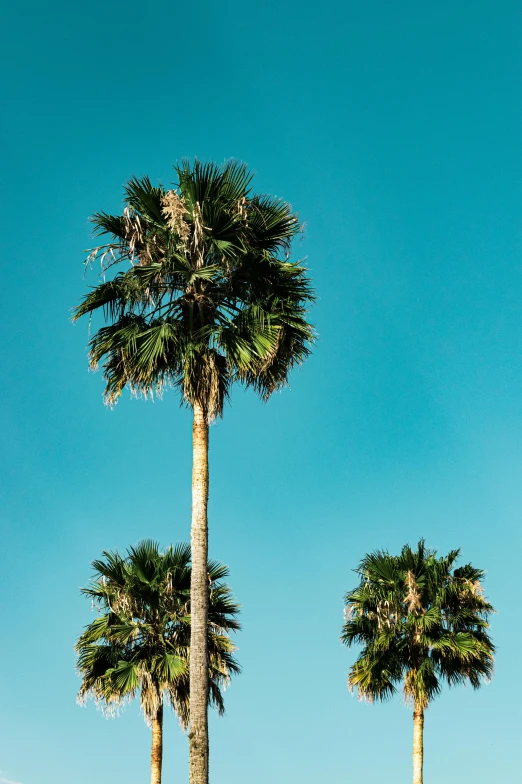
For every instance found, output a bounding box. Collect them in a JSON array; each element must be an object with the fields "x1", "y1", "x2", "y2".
[{"x1": 1, "y1": 1, "x2": 521, "y2": 781}]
